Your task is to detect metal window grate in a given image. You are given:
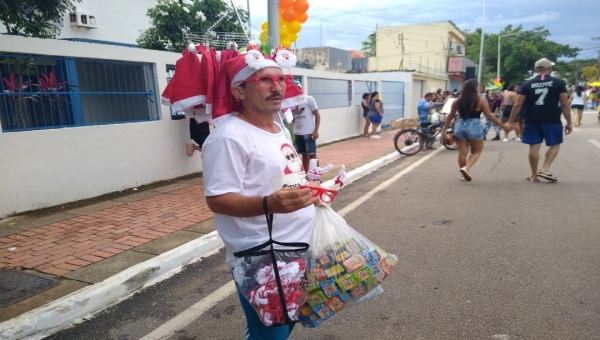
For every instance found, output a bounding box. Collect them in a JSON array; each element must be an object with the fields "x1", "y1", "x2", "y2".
[
  {"x1": 0, "y1": 53, "x2": 160, "y2": 132},
  {"x1": 353, "y1": 81, "x2": 377, "y2": 106},
  {"x1": 307, "y1": 77, "x2": 351, "y2": 109}
]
